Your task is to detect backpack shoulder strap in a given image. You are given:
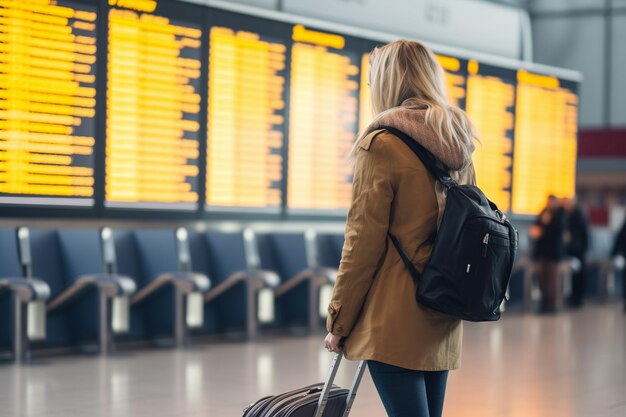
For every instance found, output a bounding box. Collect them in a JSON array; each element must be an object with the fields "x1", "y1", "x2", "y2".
[
  {"x1": 387, "y1": 232, "x2": 422, "y2": 283},
  {"x1": 380, "y1": 126, "x2": 457, "y2": 189}
]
